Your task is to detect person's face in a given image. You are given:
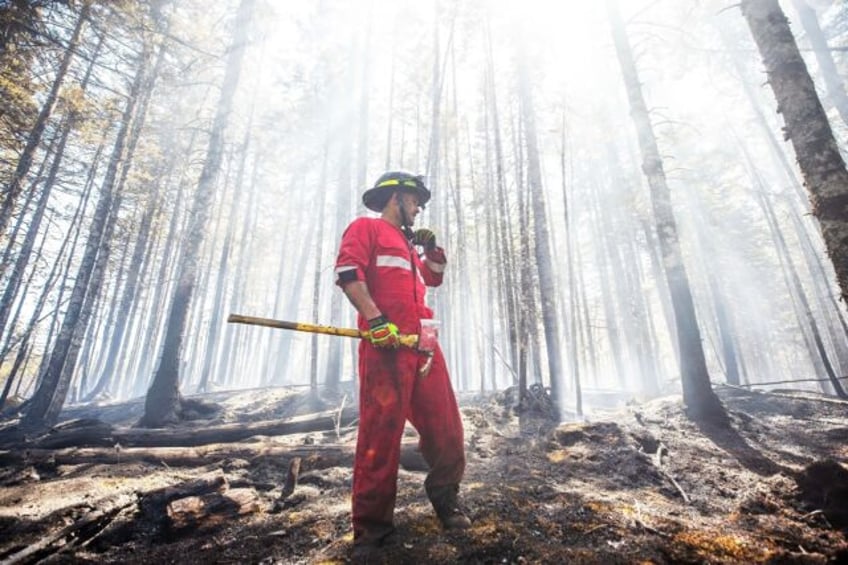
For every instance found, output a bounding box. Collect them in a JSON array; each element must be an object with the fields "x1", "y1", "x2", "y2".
[{"x1": 396, "y1": 191, "x2": 421, "y2": 226}]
